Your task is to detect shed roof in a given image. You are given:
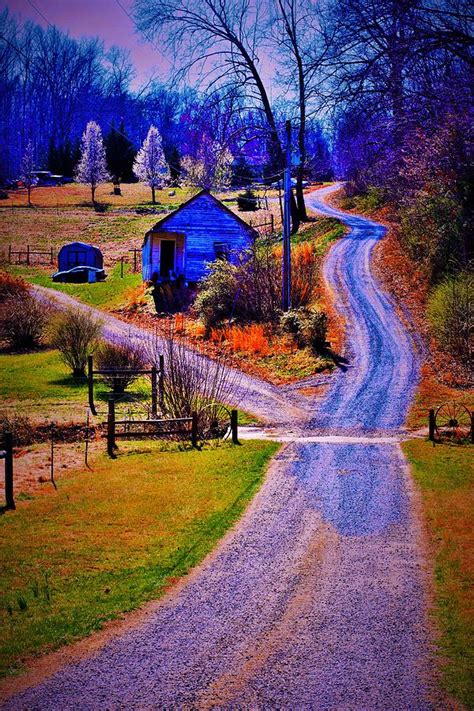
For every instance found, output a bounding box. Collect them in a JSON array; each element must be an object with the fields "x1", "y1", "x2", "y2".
[
  {"x1": 145, "y1": 189, "x2": 259, "y2": 241},
  {"x1": 58, "y1": 241, "x2": 102, "y2": 254}
]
